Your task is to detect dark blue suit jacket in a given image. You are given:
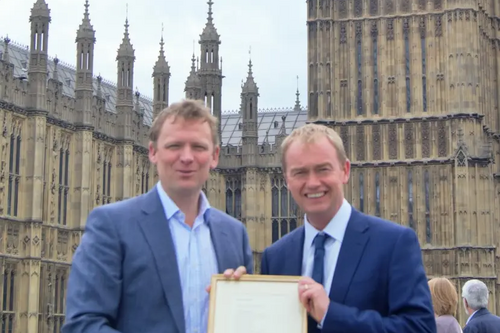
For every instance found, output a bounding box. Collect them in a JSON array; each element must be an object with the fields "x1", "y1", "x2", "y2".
[
  {"x1": 261, "y1": 208, "x2": 436, "y2": 333},
  {"x1": 464, "y1": 308, "x2": 500, "y2": 333},
  {"x1": 62, "y1": 188, "x2": 253, "y2": 333}
]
